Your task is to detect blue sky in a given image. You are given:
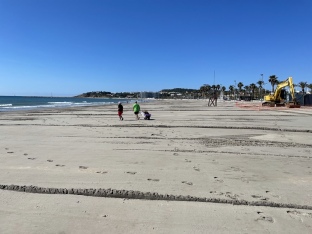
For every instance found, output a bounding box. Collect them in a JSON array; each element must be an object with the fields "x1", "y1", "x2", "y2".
[{"x1": 0, "y1": 0, "x2": 311, "y2": 96}]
